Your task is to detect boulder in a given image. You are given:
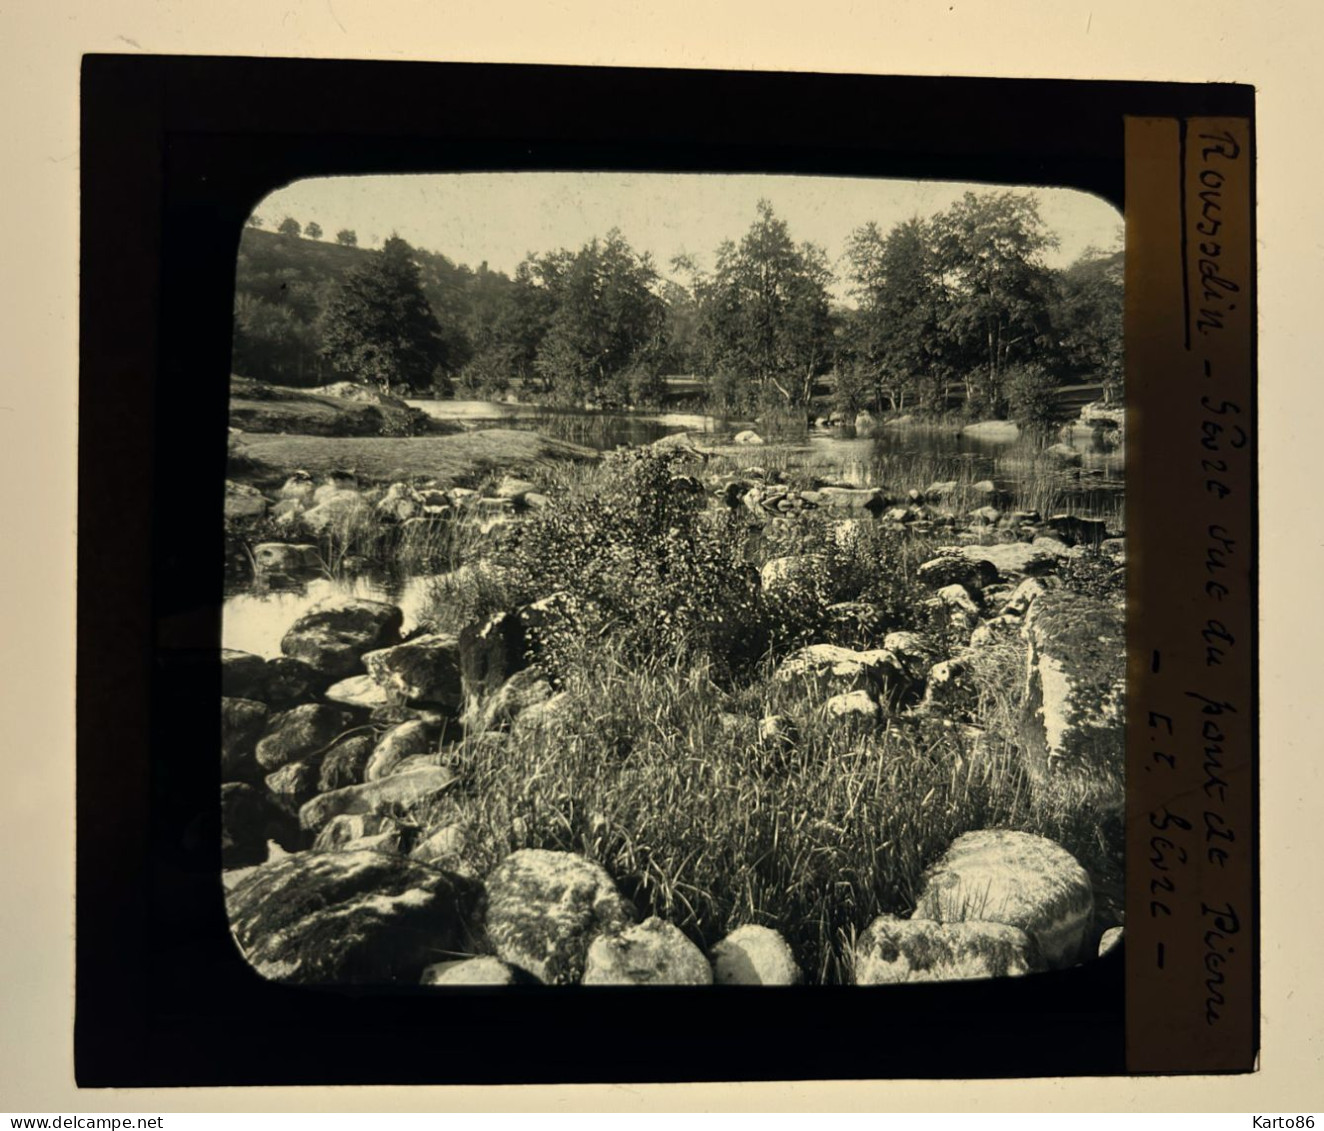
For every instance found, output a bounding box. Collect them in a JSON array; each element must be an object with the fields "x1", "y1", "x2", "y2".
[
  {"x1": 1001, "y1": 576, "x2": 1055, "y2": 618},
  {"x1": 311, "y1": 812, "x2": 403, "y2": 853},
  {"x1": 254, "y1": 704, "x2": 353, "y2": 773},
  {"x1": 221, "y1": 782, "x2": 302, "y2": 869},
  {"x1": 263, "y1": 760, "x2": 323, "y2": 807},
  {"x1": 1043, "y1": 443, "x2": 1083, "y2": 467},
  {"x1": 581, "y1": 917, "x2": 713, "y2": 986},
  {"x1": 252, "y1": 542, "x2": 321, "y2": 574},
  {"x1": 301, "y1": 490, "x2": 371, "y2": 535},
  {"x1": 853, "y1": 410, "x2": 880, "y2": 437},
  {"x1": 509, "y1": 691, "x2": 570, "y2": 734},
  {"x1": 913, "y1": 829, "x2": 1094, "y2": 968},
  {"x1": 299, "y1": 767, "x2": 458, "y2": 833},
  {"x1": 931, "y1": 583, "x2": 982, "y2": 632},
  {"x1": 225, "y1": 850, "x2": 480, "y2": 985},
  {"x1": 421, "y1": 956, "x2": 522, "y2": 986},
  {"x1": 221, "y1": 697, "x2": 268, "y2": 782},
  {"x1": 279, "y1": 593, "x2": 402, "y2": 683},
  {"x1": 324, "y1": 674, "x2": 391, "y2": 711},
  {"x1": 711, "y1": 925, "x2": 802, "y2": 985},
  {"x1": 951, "y1": 542, "x2": 1064, "y2": 579},
  {"x1": 775, "y1": 644, "x2": 904, "y2": 701},
  {"x1": 1020, "y1": 590, "x2": 1125, "y2": 779},
  {"x1": 225, "y1": 481, "x2": 268, "y2": 521},
  {"x1": 823, "y1": 689, "x2": 882, "y2": 724},
  {"x1": 917, "y1": 555, "x2": 997, "y2": 591},
  {"x1": 319, "y1": 741, "x2": 378, "y2": 794},
  {"x1": 349, "y1": 622, "x2": 451, "y2": 705},
  {"x1": 733, "y1": 430, "x2": 764, "y2": 445},
  {"x1": 924, "y1": 480, "x2": 959, "y2": 502},
  {"x1": 221, "y1": 649, "x2": 269, "y2": 700},
  {"x1": 1098, "y1": 926, "x2": 1124, "y2": 958},
  {"x1": 481, "y1": 849, "x2": 635, "y2": 984},
  {"x1": 816, "y1": 486, "x2": 886, "y2": 513},
  {"x1": 280, "y1": 597, "x2": 404, "y2": 680},
  {"x1": 494, "y1": 475, "x2": 538, "y2": 502},
  {"x1": 882, "y1": 631, "x2": 939, "y2": 681},
  {"x1": 853, "y1": 914, "x2": 1043, "y2": 984},
  {"x1": 365, "y1": 720, "x2": 436, "y2": 782},
  {"x1": 263, "y1": 657, "x2": 321, "y2": 704},
  {"x1": 1046, "y1": 514, "x2": 1110, "y2": 547}
]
